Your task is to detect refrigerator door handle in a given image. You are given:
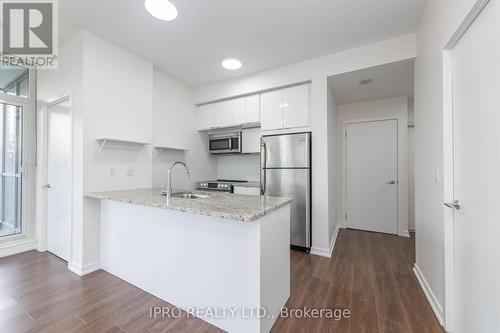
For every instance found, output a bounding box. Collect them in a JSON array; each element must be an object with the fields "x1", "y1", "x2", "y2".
[{"x1": 261, "y1": 142, "x2": 267, "y2": 195}]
